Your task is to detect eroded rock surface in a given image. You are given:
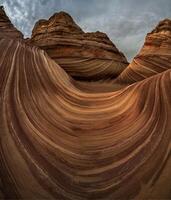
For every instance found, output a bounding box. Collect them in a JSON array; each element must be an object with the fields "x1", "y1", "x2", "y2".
[
  {"x1": 0, "y1": 8, "x2": 171, "y2": 200},
  {"x1": 30, "y1": 11, "x2": 128, "y2": 81},
  {"x1": 1, "y1": 36, "x2": 171, "y2": 200},
  {"x1": 116, "y1": 18, "x2": 171, "y2": 85},
  {"x1": 0, "y1": 6, "x2": 23, "y2": 39}
]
